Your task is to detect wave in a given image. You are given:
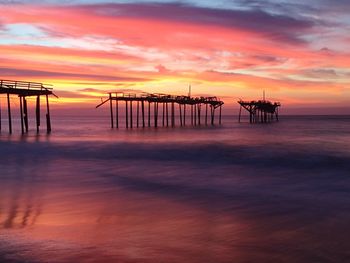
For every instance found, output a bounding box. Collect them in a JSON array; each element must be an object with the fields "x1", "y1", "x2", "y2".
[{"x1": 1, "y1": 140, "x2": 349, "y2": 172}]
